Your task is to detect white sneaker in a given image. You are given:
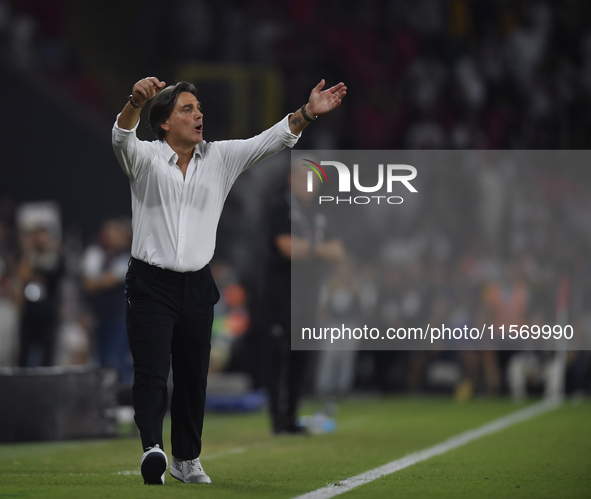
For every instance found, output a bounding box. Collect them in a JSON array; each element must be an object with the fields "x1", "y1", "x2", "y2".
[
  {"x1": 141, "y1": 445, "x2": 168, "y2": 485},
  {"x1": 170, "y1": 456, "x2": 211, "y2": 484}
]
